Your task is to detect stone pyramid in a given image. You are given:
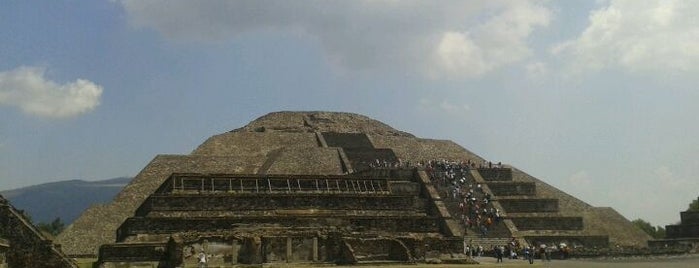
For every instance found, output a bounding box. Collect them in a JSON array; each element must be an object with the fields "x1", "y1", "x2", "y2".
[{"x1": 57, "y1": 111, "x2": 650, "y2": 264}]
